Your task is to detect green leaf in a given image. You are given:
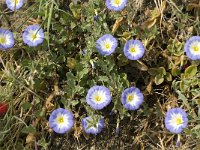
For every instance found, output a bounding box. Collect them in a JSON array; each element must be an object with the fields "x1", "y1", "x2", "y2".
[
  {"x1": 21, "y1": 102, "x2": 32, "y2": 110},
  {"x1": 98, "y1": 76, "x2": 109, "y2": 82},
  {"x1": 155, "y1": 74, "x2": 164, "y2": 85},
  {"x1": 37, "y1": 137, "x2": 49, "y2": 149},
  {"x1": 21, "y1": 125, "x2": 36, "y2": 134},
  {"x1": 176, "y1": 90, "x2": 190, "y2": 109},
  {"x1": 66, "y1": 72, "x2": 76, "y2": 87},
  {"x1": 77, "y1": 68, "x2": 89, "y2": 80},
  {"x1": 171, "y1": 67, "x2": 181, "y2": 76},
  {"x1": 158, "y1": 67, "x2": 166, "y2": 75},
  {"x1": 165, "y1": 72, "x2": 172, "y2": 81},
  {"x1": 71, "y1": 100, "x2": 80, "y2": 106},
  {"x1": 148, "y1": 68, "x2": 158, "y2": 76},
  {"x1": 184, "y1": 65, "x2": 197, "y2": 77},
  {"x1": 180, "y1": 80, "x2": 189, "y2": 92}
]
